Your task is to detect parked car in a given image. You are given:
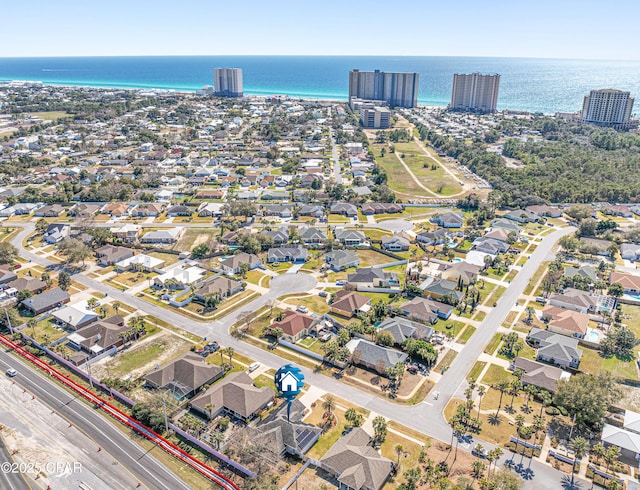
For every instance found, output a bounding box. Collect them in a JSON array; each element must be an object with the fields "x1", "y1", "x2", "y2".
[
  {"x1": 335, "y1": 280, "x2": 347, "y2": 286},
  {"x1": 535, "y1": 296, "x2": 547, "y2": 304},
  {"x1": 472, "y1": 445, "x2": 488, "y2": 458},
  {"x1": 296, "y1": 305, "x2": 309, "y2": 313},
  {"x1": 318, "y1": 291, "x2": 328, "y2": 298}
]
